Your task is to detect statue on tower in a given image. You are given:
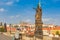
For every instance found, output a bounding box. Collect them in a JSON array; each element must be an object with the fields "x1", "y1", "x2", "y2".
[{"x1": 35, "y1": 0, "x2": 43, "y2": 39}]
